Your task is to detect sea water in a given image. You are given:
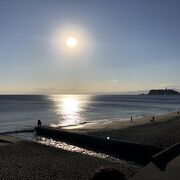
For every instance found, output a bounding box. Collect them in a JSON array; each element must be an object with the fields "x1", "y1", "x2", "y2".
[{"x1": 0, "y1": 94, "x2": 180, "y2": 133}]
